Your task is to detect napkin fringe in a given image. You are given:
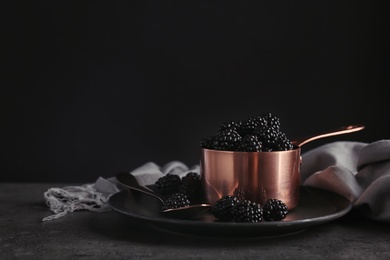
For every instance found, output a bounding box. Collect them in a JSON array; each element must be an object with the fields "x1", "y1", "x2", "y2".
[{"x1": 42, "y1": 184, "x2": 111, "y2": 222}]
